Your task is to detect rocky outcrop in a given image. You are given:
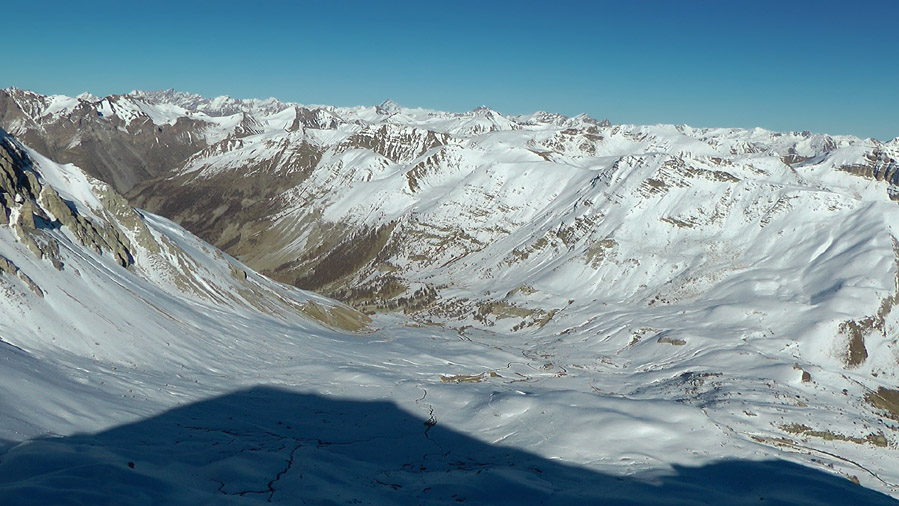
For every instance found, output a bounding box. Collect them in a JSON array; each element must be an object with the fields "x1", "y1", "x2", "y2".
[
  {"x1": 0, "y1": 131, "x2": 38, "y2": 199},
  {"x1": 1, "y1": 129, "x2": 136, "y2": 279},
  {"x1": 39, "y1": 185, "x2": 133, "y2": 267},
  {"x1": 838, "y1": 149, "x2": 899, "y2": 200},
  {"x1": 287, "y1": 106, "x2": 343, "y2": 131},
  {"x1": 0, "y1": 253, "x2": 43, "y2": 297}
]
